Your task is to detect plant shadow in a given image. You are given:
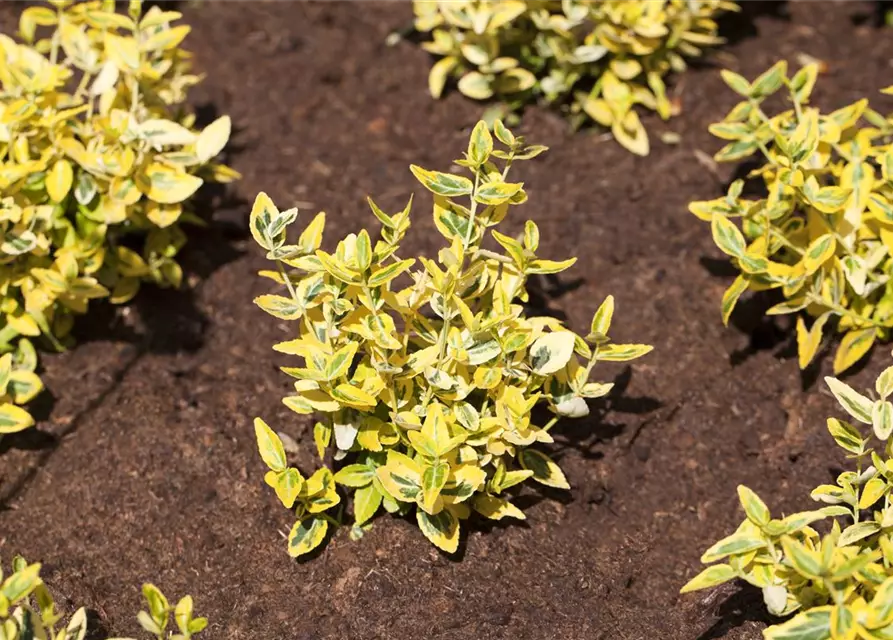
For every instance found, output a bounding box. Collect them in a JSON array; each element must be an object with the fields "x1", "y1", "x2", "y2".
[
  {"x1": 693, "y1": 581, "x2": 774, "y2": 640},
  {"x1": 0, "y1": 184, "x2": 247, "y2": 487},
  {"x1": 73, "y1": 226, "x2": 243, "y2": 356},
  {"x1": 850, "y1": 1, "x2": 893, "y2": 27},
  {"x1": 71, "y1": 101, "x2": 248, "y2": 356},
  {"x1": 697, "y1": 251, "x2": 876, "y2": 390},
  {"x1": 717, "y1": 1, "x2": 790, "y2": 46},
  {"x1": 697, "y1": 255, "x2": 796, "y2": 359},
  {"x1": 523, "y1": 272, "x2": 585, "y2": 323},
  {"x1": 0, "y1": 104, "x2": 248, "y2": 492},
  {"x1": 550, "y1": 366, "x2": 663, "y2": 460},
  {"x1": 681, "y1": 1, "x2": 791, "y2": 74},
  {"x1": 84, "y1": 610, "x2": 110, "y2": 640}
]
